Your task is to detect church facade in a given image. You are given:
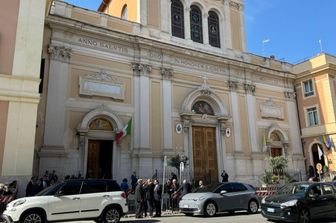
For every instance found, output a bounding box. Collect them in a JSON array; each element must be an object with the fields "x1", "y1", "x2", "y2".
[{"x1": 36, "y1": 0, "x2": 305, "y2": 184}]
